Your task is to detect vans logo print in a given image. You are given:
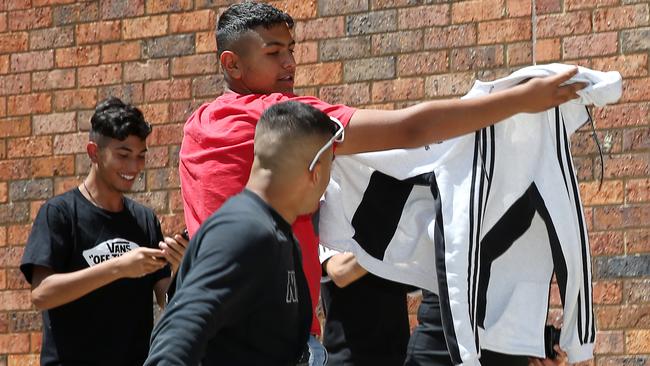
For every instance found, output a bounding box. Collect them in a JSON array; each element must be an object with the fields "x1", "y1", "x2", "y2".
[
  {"x1": 286, "y1": 270, "x2": 299, "y2": 303},
  {"x1": 82, "y1": 238, "x2": 140, "y2": 267}
]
